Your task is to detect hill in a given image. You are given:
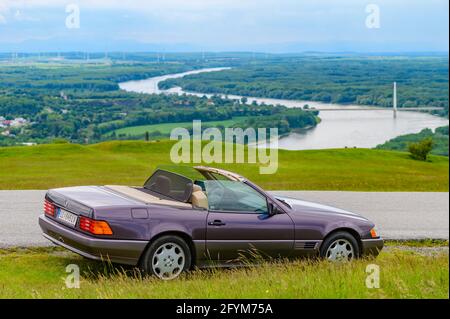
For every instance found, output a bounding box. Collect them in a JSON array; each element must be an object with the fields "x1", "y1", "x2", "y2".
[
  {"x1": 0, "y1": 141, "x2": 448, "y2": 191},
  {"x1": 376, "y1": 126, "x2": 449, "y2": 156}
]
